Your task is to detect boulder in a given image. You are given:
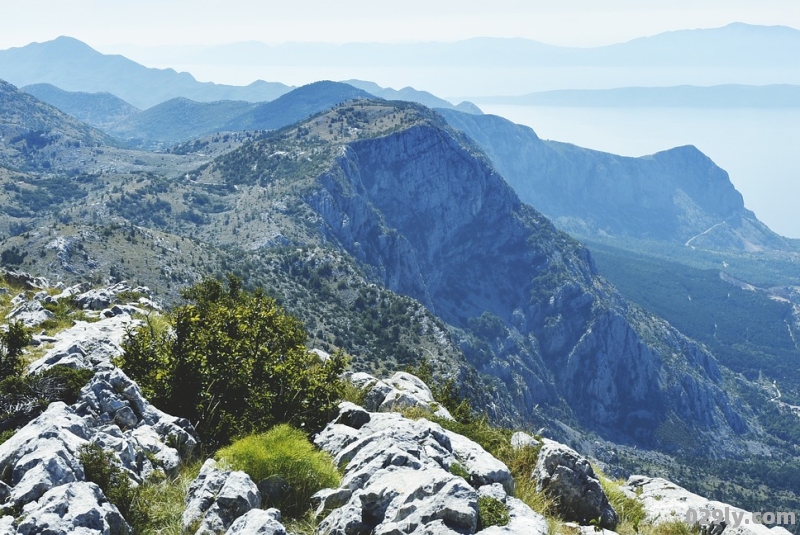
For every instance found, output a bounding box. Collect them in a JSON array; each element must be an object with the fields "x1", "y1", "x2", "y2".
[
  {"x1": 313, "y1": 405, "x2": 517, "y2": 534},
  {"x1": 16, "y1": 481, "x2": 131, "y2": 535},
  {"x1": 351, "y1": 371, "x2": 454, "y2": 420},
  {"x1": 532, "y1": 439, "x2": 617, "y2": 530},
  {"x1": 73, "y1": 282, "x2": 151, "y2": 311},
  {"x1": 182, "y1": 459, "x2": 261, "y2": 535},
  {"x1": 28, "y1": 313, "x2": 141, "y2": 374},
  {"x1": 76, "y1": 368, "x2": 199, "y2": 476},
  {"x1": 225, "y1": 508, "x2": 287, "y2": 535},
  {"x1": 5, "y1": 298, "x2": 55, "y2": 328},
  {"x1": 0, "y1": 269, "x2": 50, "y2": 290},
  {"x1": 511, "y1": 431, "x2": 539, "y2": 450},
  {"x1": 318, "y1": 466, "x2": 478, "y2": 535}
]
